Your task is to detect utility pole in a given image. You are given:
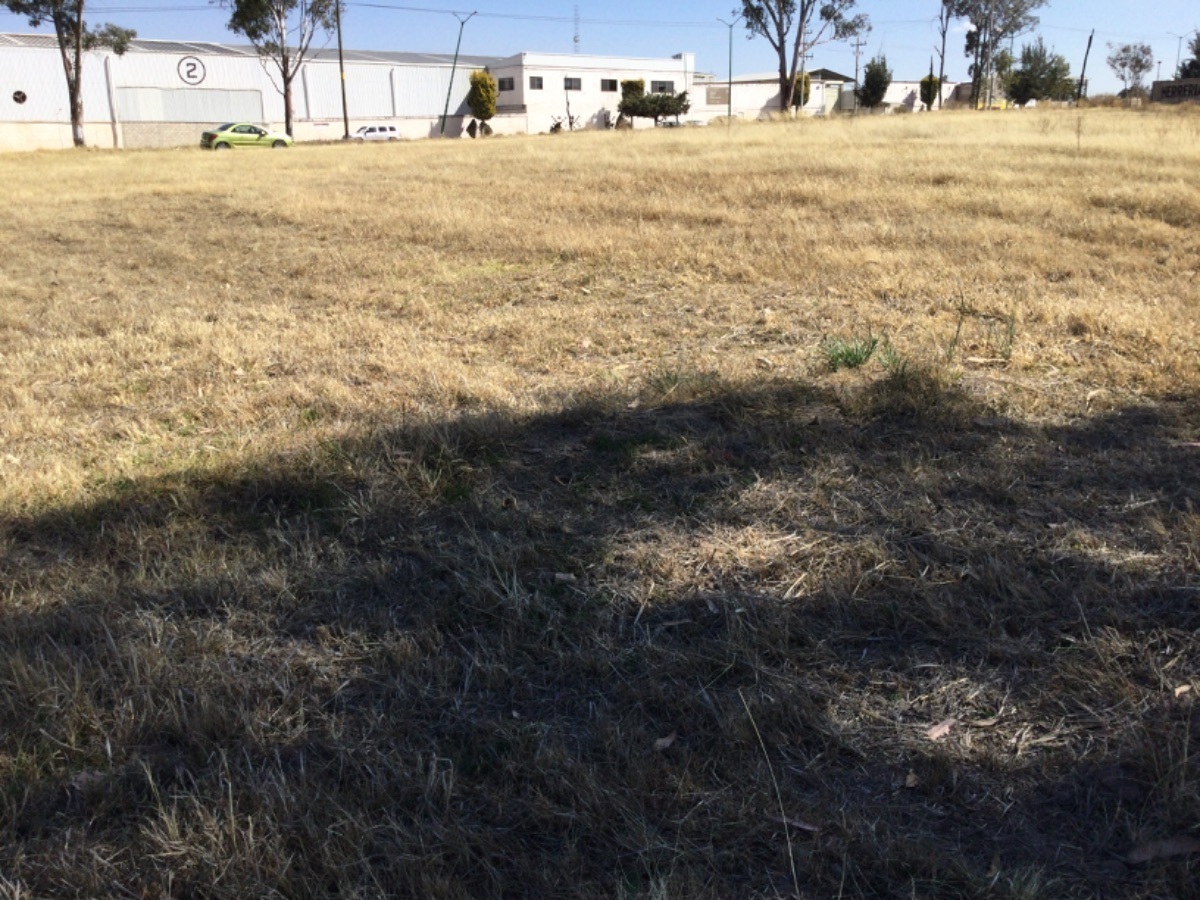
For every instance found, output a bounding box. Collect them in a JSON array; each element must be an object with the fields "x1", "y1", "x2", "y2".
[
  {"x1": 717, "y1": 14, "x2": 742, "y2": 126},
  {"x1": 1168, "y1": 32, "x2": 1185, "y2": 77},
  {"x1": 440, "y1": 11, "x2": 476, "y2": 135},
  {"x1": 852, "y1": 37, "x2": 866, "y2": 113},
  {"x1": 934, "y1": 1, "x2": 949, "y2": 110},
  {"x1": 334, "y1": 0, "x2": 349, "y2": 140},
  {"x1": 798, "y1": 24, "x2": 812, "y2": 117},
  {"x1": 1076, "y1": 29, "x2": 1093, "y2": 102}
]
